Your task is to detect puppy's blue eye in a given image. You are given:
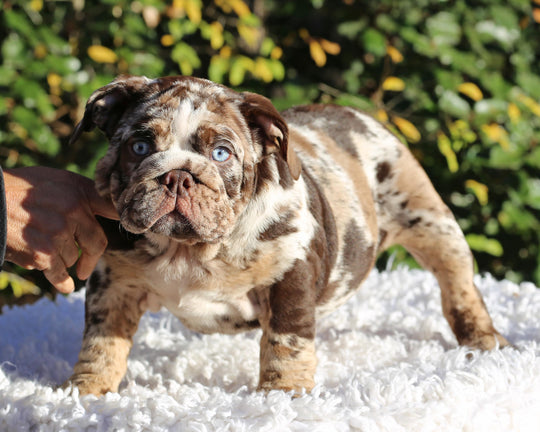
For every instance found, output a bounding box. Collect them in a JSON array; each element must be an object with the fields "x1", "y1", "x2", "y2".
[
  {"x1": 132, "y1": 141, "x2": 150, "y2": 156},
  {"x1": 212, "y1": 146, "x2": 231, "y2": 162}
]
